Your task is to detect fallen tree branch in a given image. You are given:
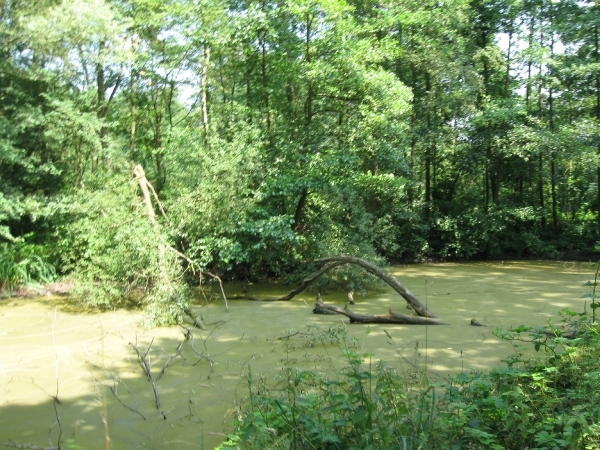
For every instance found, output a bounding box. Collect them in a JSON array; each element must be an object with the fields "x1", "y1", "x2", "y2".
[
  {"x1": 129, "y1": 336, "x2": 185, "y2": 409},
  {"x1": 313, "y1": 297, "x2": 447, "y2": 325},
  {"x1": 184, "y1": 307, "x2": 206, "y2": 330},
  {"x1": 276, "y1": 331, "x2": 314, "y2": 340},
  {"x1": 184, "y1": 324, "x2": 244, "y2": 378},
  {"x1": 155, "y1": 340, "x2": 184, "y2": 382},
  {"x1": 233, "y1": 257, "x2": 436, "y2": 319},
  {"x1": 312, "y1": 256, "x2": 436, "y2": 318}
]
